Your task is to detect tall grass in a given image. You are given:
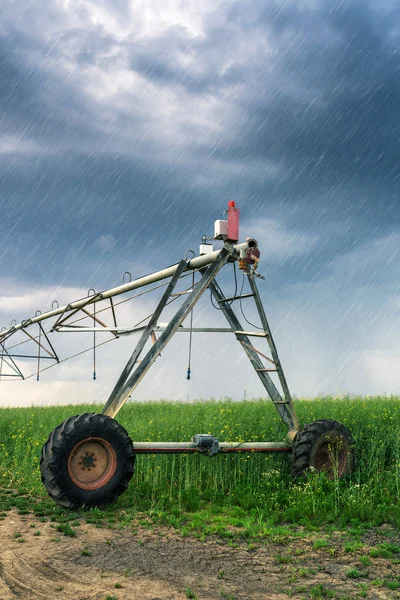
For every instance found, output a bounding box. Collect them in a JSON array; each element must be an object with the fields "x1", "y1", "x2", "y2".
[{"x1": 0, "y1": 396, "x2": 399, "y2": 526}]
